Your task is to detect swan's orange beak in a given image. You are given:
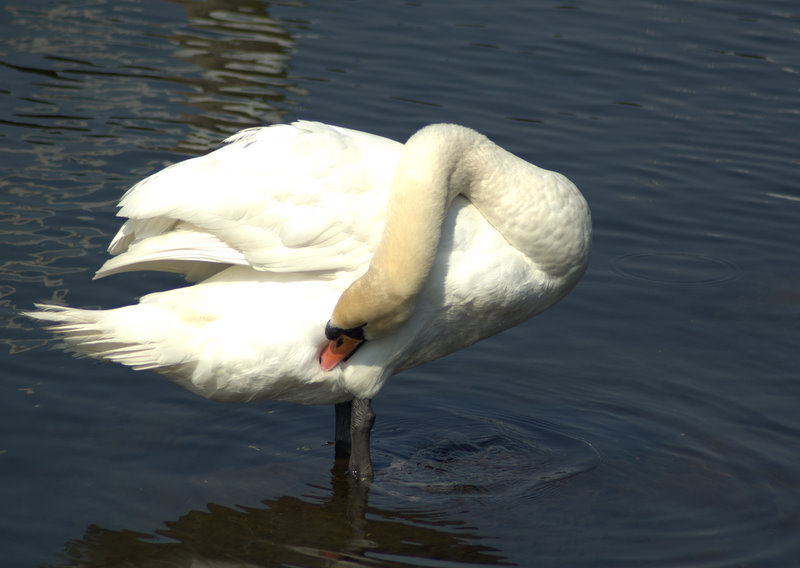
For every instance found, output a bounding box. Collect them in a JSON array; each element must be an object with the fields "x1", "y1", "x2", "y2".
[{"x1": 319, "y1": 335, "x2": 365, "y2": 371}]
